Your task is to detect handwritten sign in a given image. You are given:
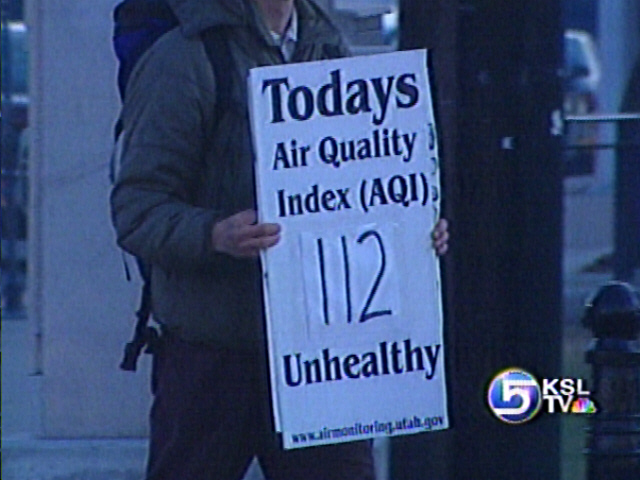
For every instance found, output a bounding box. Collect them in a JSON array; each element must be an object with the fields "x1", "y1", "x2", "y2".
[{"x1": 249, "y1": 50, "x2": 448, "y2": 449}]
